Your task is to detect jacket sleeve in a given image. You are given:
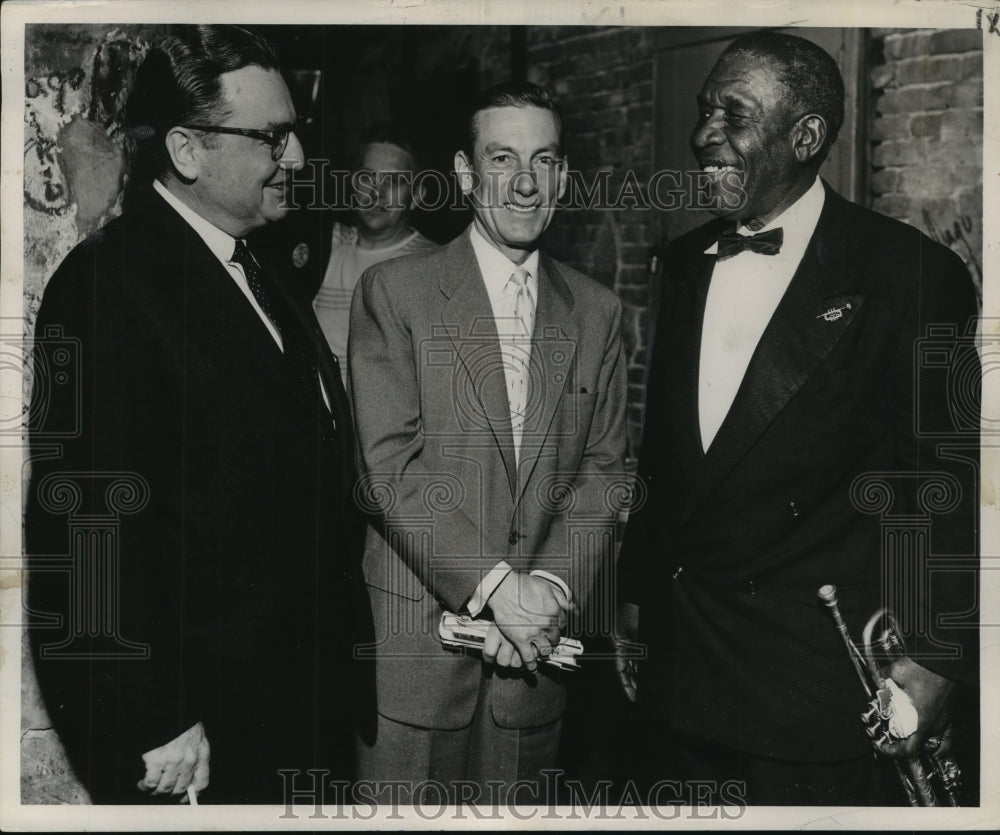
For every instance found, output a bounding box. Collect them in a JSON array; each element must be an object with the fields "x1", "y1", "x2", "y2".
[
  {"x1": 25, "y1": 240, "x2": 205, "y2": 764},
  {"x1": 616, "y1": 246, "x2": 679, "y2": 609},
  {"x1": 349, "y1": 264, "x2": 498, "y2": 611},
  {"x1": 529, "y1": 293, "x2": 628, "y2": 616},
  {"x1": 887, "y1": 238, "x2": 980, "y2": 686}
]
